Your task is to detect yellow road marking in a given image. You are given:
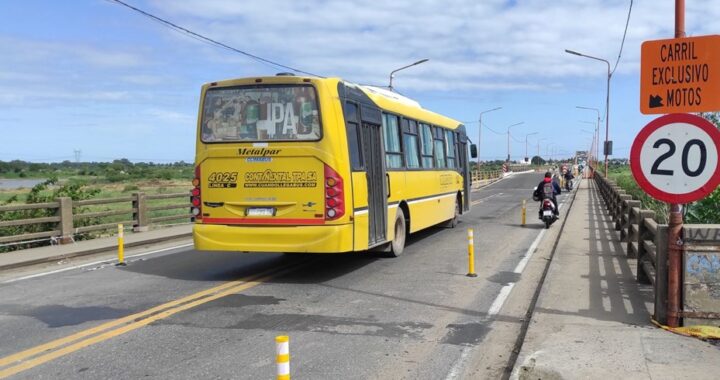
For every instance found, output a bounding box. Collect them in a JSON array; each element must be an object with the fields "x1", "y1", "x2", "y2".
[{"x1": 0, "y1": 260, "x2": 308, "y2": 378}]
